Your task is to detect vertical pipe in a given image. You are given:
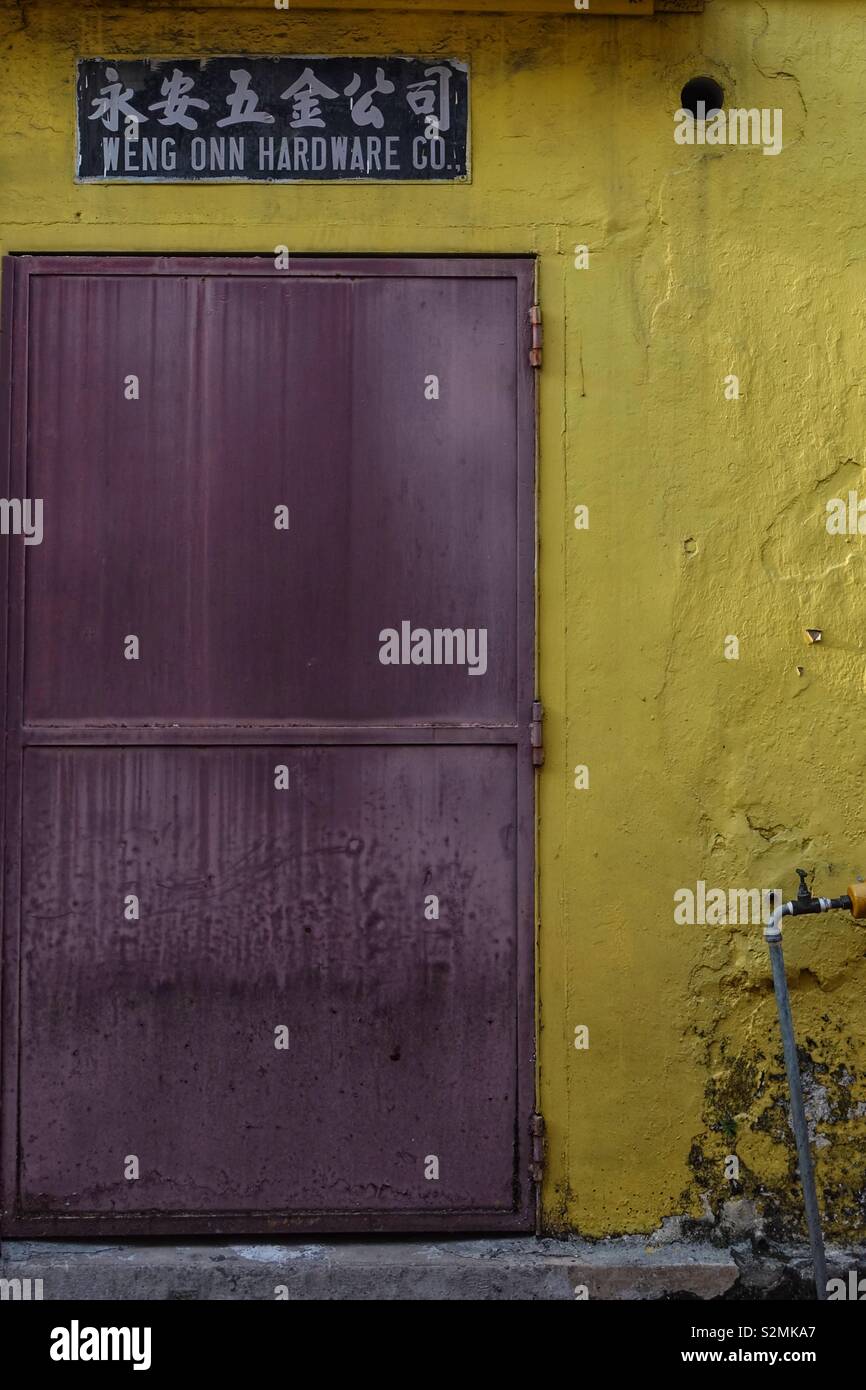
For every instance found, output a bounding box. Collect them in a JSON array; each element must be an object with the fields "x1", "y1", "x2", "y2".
[{"x1": 768, "y1": 936, "x2": 828, "y2": 1300}]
